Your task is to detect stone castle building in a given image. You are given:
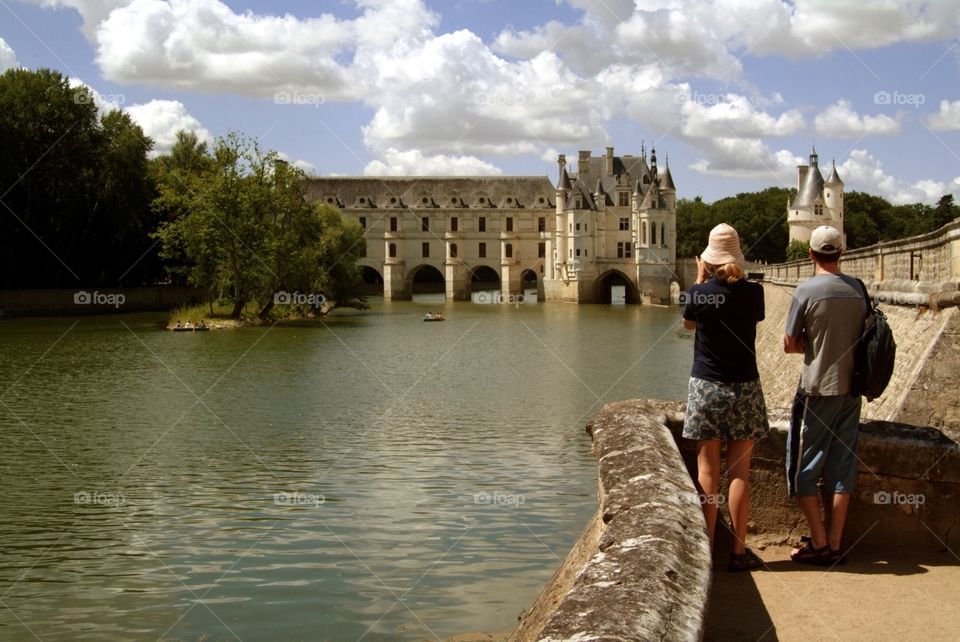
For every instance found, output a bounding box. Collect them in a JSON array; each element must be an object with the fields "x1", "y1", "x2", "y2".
[
  {"x1": 303, "y1": 146, "x2": 678, "y2": 303},
  {"x1": 788, "y1": 147, "x2": 845, "y2": 247}
]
